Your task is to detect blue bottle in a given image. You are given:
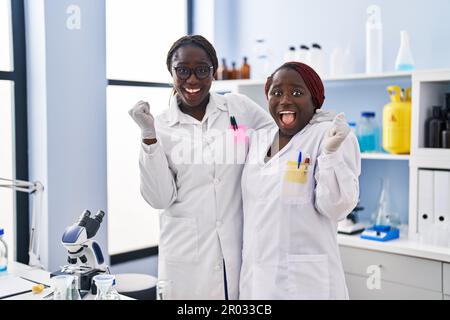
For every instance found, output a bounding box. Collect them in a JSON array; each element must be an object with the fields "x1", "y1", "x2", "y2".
[
  {"x1": 357, "y1": 112, "x2": 379, "y2": 152},
  {"x1": 0, "y1": 229, "x2": 8, "y2": 274}
]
